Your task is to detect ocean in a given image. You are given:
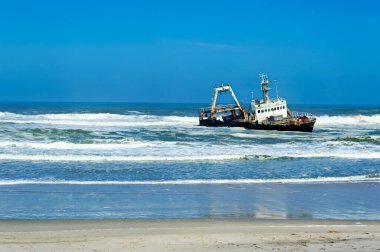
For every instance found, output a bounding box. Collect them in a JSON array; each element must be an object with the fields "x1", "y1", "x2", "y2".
[{"x1": 0, "y1": 102, "x2": 379, "y2": 220}]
